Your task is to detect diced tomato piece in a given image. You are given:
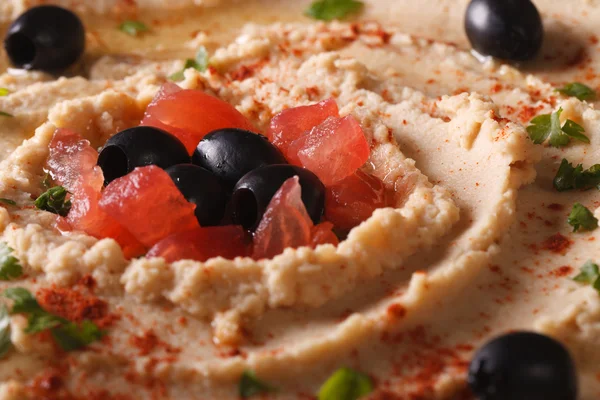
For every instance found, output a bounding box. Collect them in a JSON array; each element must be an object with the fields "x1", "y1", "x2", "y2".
[
  {"x1": 47, "y1": 129, "x2": 145, "y2": 258},
  {"x1": 99, "y1": 165, "x2": 200, "y2": 248},
  {"x1": 287, "y1": 116, "x2": 370, "y2": 185},
  {"x1": 325, "y1": 170, "x2": 392, "y2": 231},
  {"x1": 47, "y1": 128, "x2": 104, "y2": 192},
  {"x1": 267, "y1": 98, "x2": 339, "y2": 157},
  {"x1": 253, "y1": 177, "x2": 313, "y2": 260},
  {"x1": 311, "y1": 222, "x2": 339, "y2": 247},
  {"x1": 147, "y1": 225, "x2": 251, "y2": 263},
  {"x1": 141, "y1": 82, "x2": 255, "y2": 154}
]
